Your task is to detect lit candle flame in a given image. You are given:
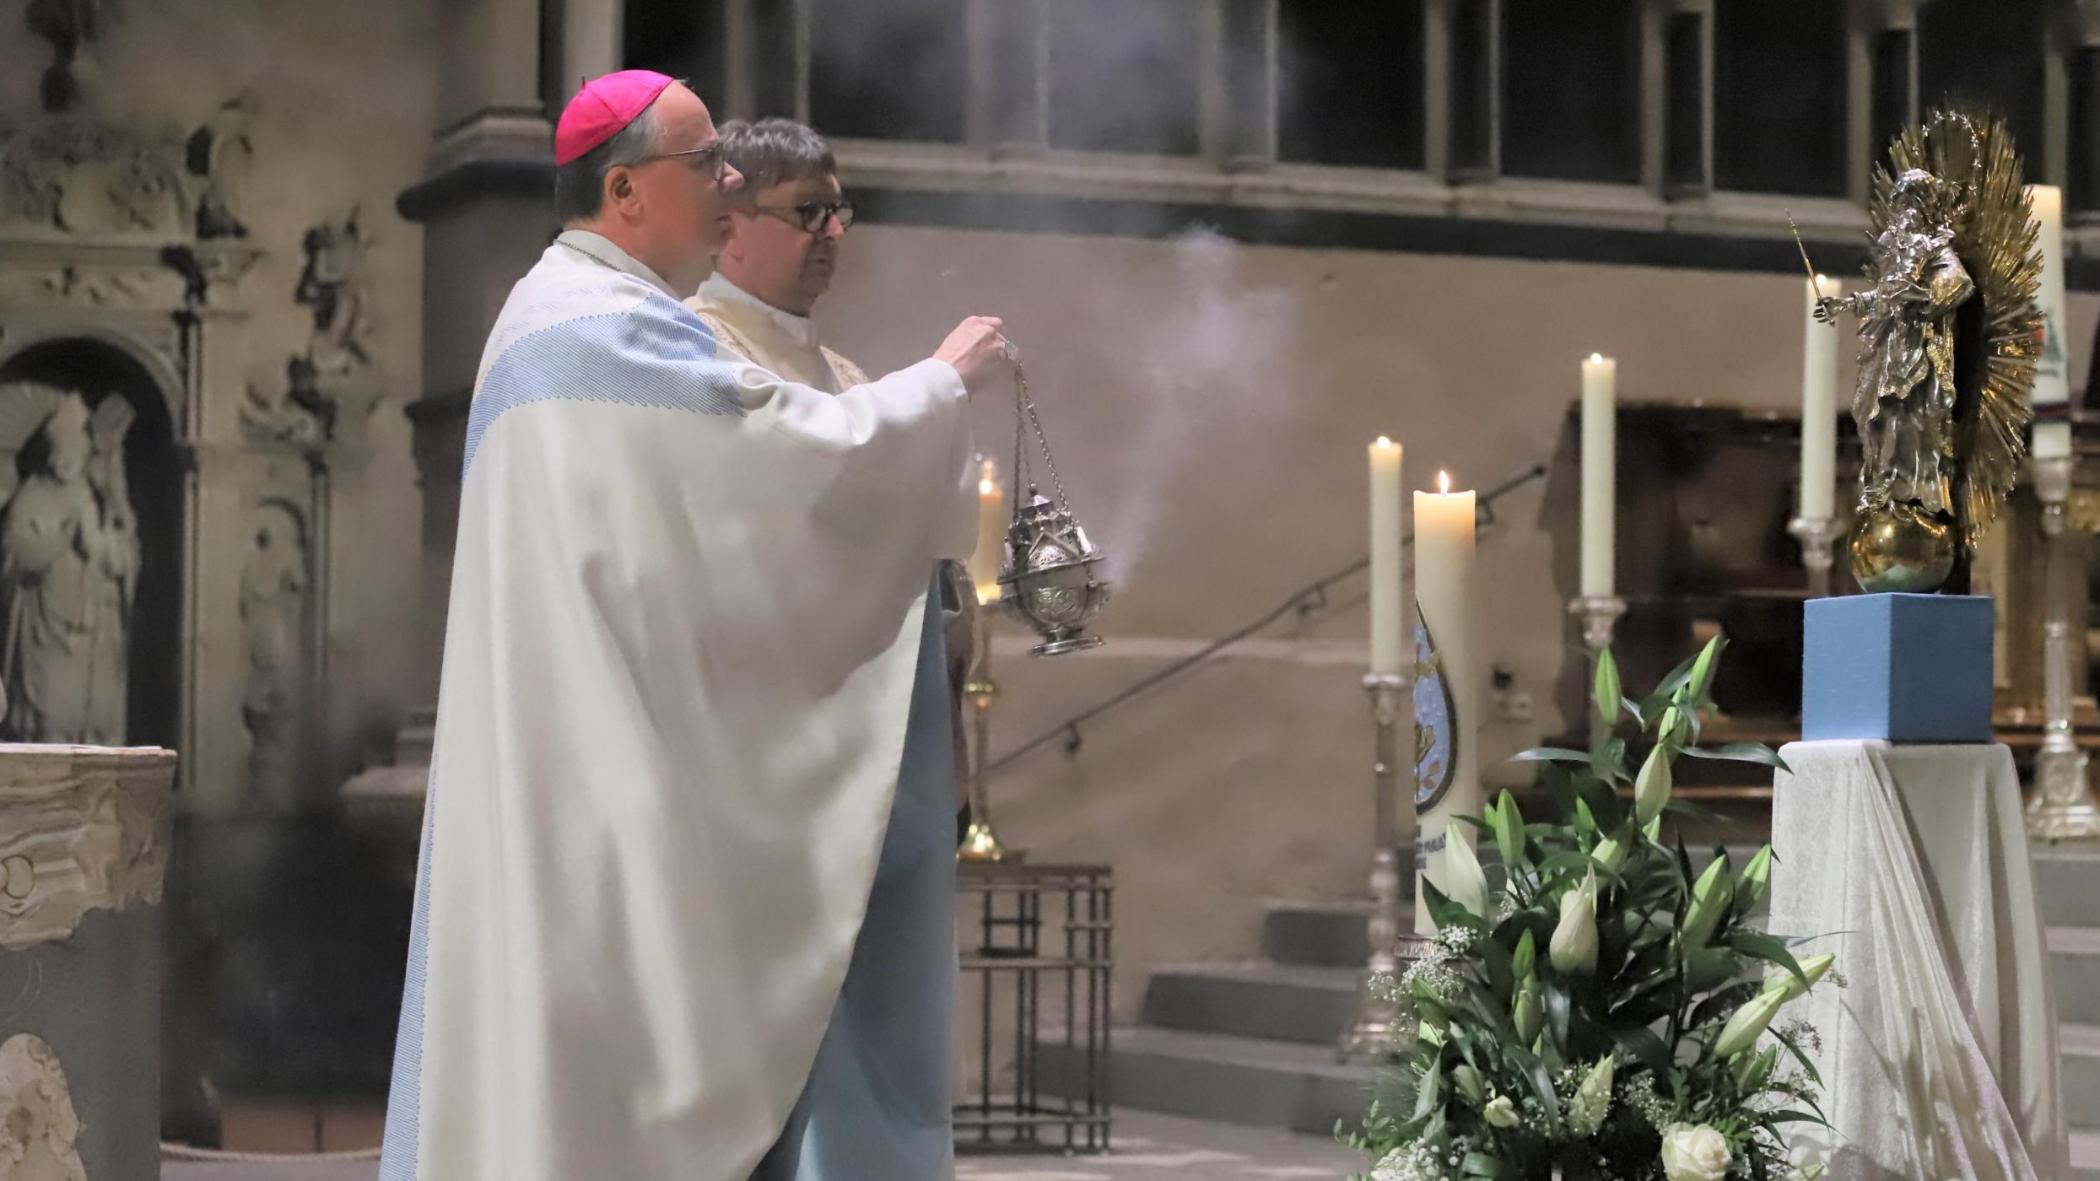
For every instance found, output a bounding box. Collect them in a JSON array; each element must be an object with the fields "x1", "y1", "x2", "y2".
[
  {"x1": 1375, "y1": 435, "x2": 1393, "y2": 449},
  {"x1": 1437, "y1": 470, "x2": 1451, "y2": 494},
  {"x1": 1588, "y1": 352, "x2": 1604, "y2": 364},
  {"x1": 979, "y1": 456, "x2": 998, "y2": 497}
]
